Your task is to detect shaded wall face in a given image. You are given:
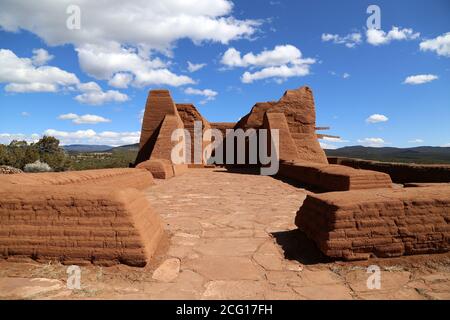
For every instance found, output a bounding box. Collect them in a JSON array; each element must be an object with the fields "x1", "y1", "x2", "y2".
[
  {"x1": 212, "y1": 86, "x2": 328, "y2": 166},
  {"x1": 177, "y1": 104, "x2": 212, "y2": 165},
  {"x1": 135, "y1": 90, "x2": 180, "y2": 166}
]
